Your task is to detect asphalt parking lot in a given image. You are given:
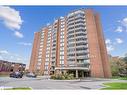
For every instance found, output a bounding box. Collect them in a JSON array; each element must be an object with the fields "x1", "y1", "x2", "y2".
[{"x1": 0, "y1": 76, "x2": 127, "y2": 89}]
